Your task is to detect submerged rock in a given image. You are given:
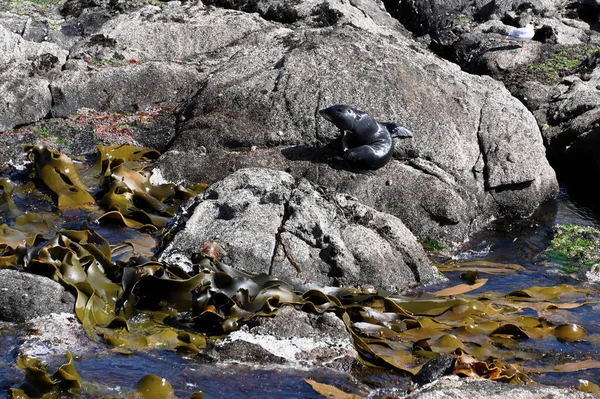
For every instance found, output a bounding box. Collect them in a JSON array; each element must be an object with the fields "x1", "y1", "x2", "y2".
[
  {"x1": 18, "y1": 312, "x2": 105, "y2": 360},
  {"x1": 160, "y1": 168, "x2": 446, "y2": 292},
  {"x1": 207, "y1": 305, "x2": 357, "y2": 371}
]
